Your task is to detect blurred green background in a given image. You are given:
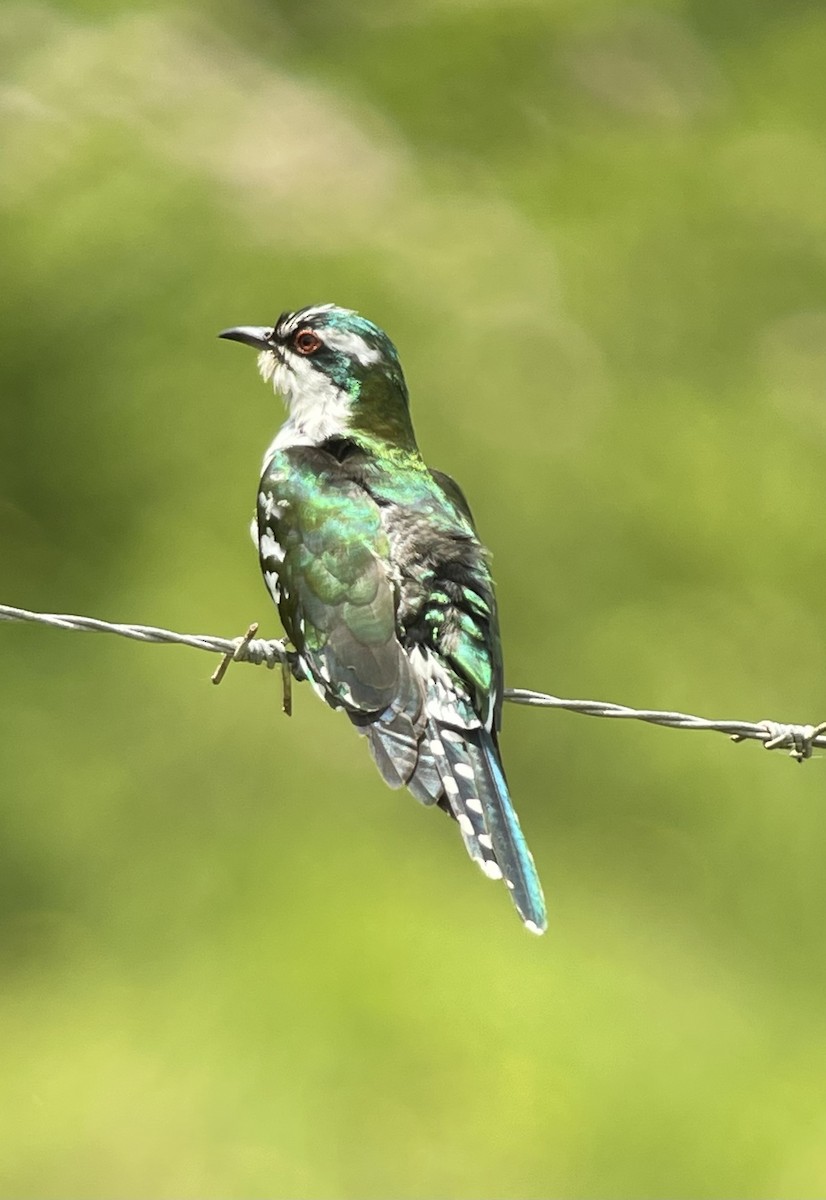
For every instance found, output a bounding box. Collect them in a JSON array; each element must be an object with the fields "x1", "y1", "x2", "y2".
[{"x1": 2, "y1": 0, "x2": 826, "y2": 1195}]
